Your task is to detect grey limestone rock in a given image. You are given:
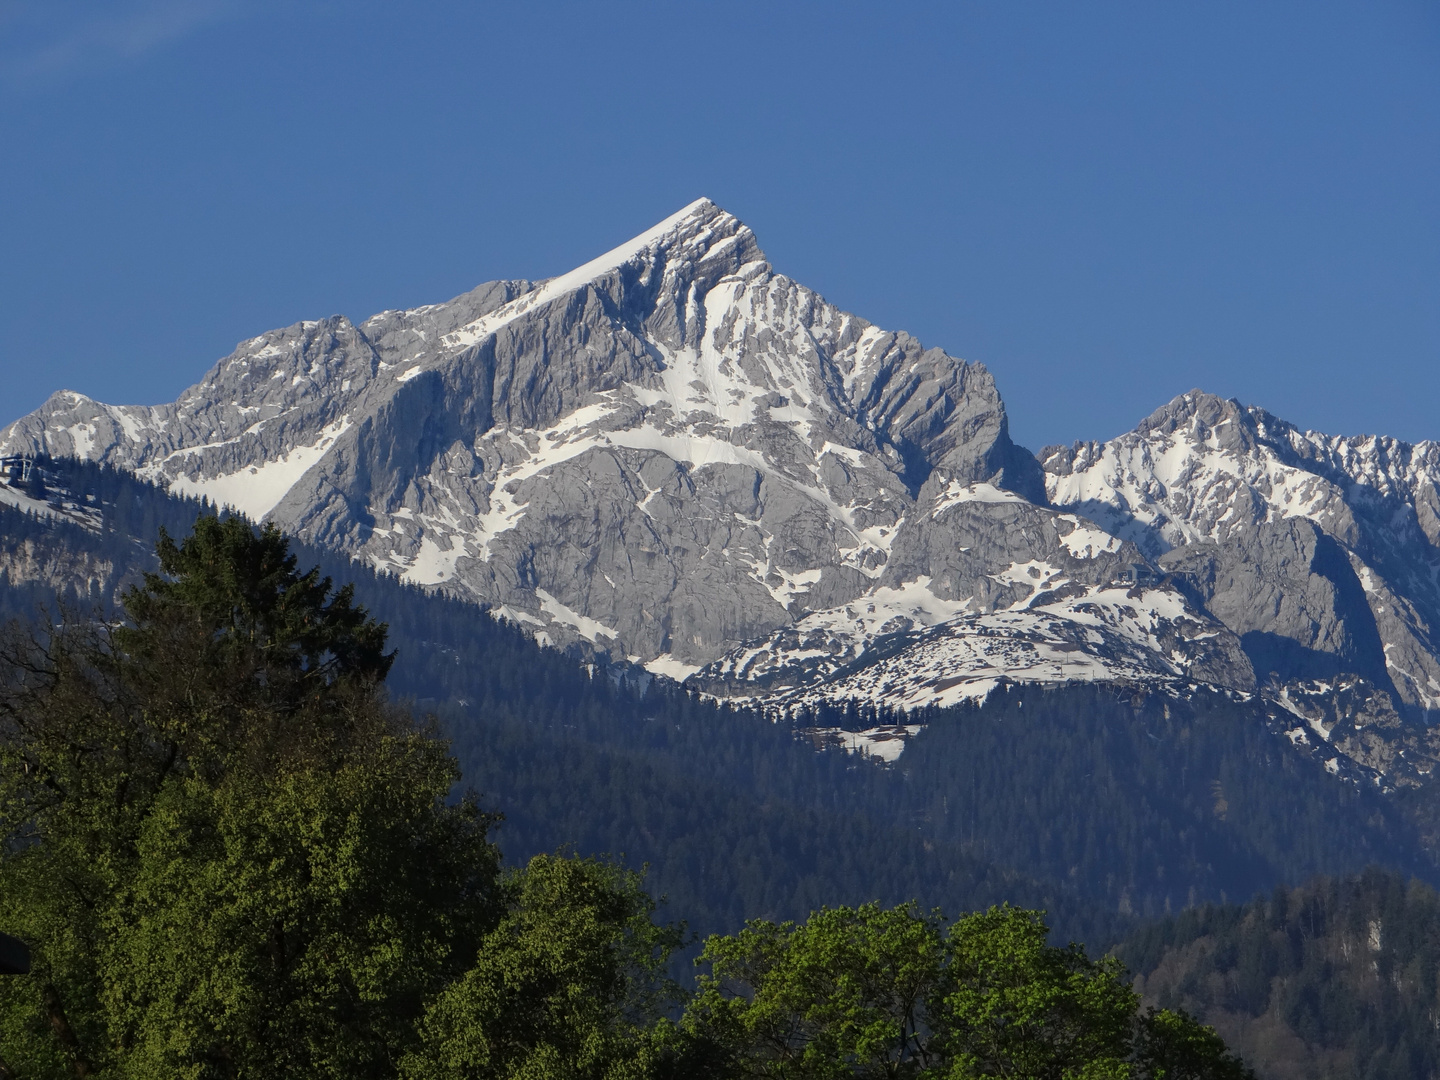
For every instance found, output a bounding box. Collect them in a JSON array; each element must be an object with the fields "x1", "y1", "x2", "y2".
[
  {"x1": 10, "y1": 201, "x2": 1440, "y2": 789},
  {"x1": 1262, "y1": 676, "x2": 1440, "y2": 794}
]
